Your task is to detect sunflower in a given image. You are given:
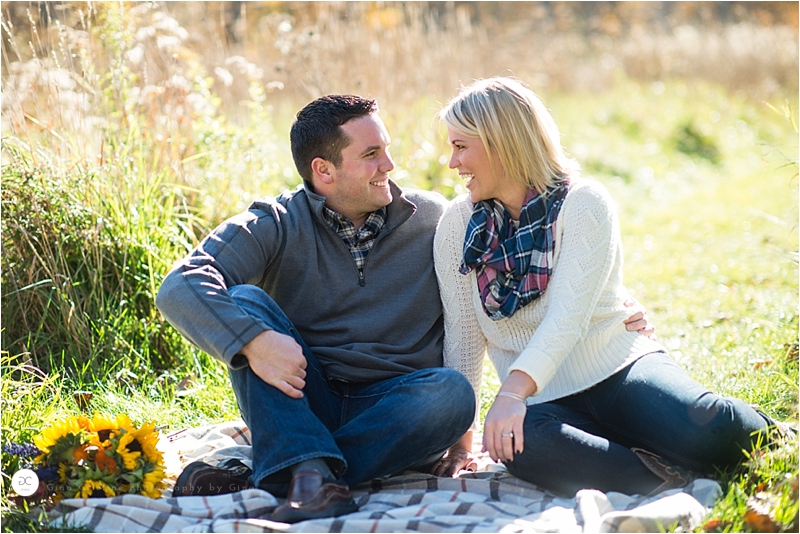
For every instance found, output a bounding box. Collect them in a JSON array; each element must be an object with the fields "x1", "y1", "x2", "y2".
[
  {"x1": 132, "y1": 422, "x2": 163, "y2": 464},
  {"x1": 57, "y1": 462, "x2": 69, "y2": 483},
  {"x1": 94, "y1": 449, "x2": 117, "y2": 473},
  {"x1": 34, "y1": 417, "x2": 86, "y2": 467},
  {"x1": 72, "y1": 444, "x2": 90, "y2": 463},
  {"x1": 141, "y1": 463, "x2": 167, "y2": 499},
  {"x1": 19, "y1": 412, "x2": 167, "y2": 502},
  {"x1": 118, "y1": 419, "x2": 162, "y2": 465},
  {"x1": 33, "y1": 416, "x2": 84, "y2": 454},
  {"x1": 116, "y1": 432, "x2": 143, "y2": 470},
  {"x1": 76, "y1": 415, "x2": 91, "y2": 431},
  {"x1": 78, "y1": 479, "x2": 115, "y2": 499},
  {"x1": 113, "y1": 413, "x2": 136, "y2": 434},
  {"x1": 88, "y1": 413, "x2": 118, "y2": 447}
]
